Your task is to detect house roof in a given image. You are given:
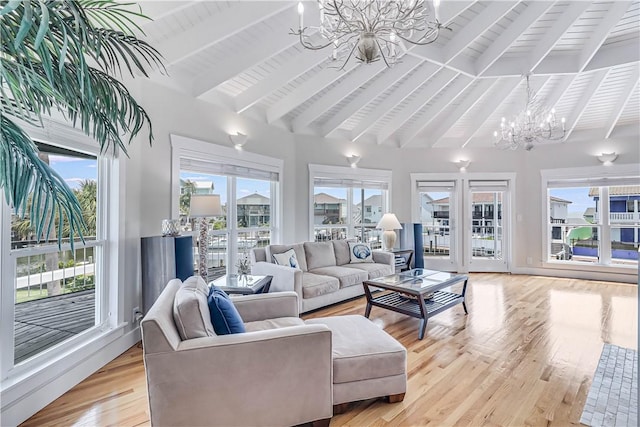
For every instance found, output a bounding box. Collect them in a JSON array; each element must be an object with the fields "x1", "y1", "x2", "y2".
[
  {"x1": 314, "y1": 192, "x2": 344, "y2": 204},
  {"x1": 584, "y1": 207, "x2": 596, "y2": 217},
  {"x1": 589, "y1": 186, "x2": 640, "y2": 196},
  {"x1": 139, "y1": 1, "x2": 640, "y2": 148},
  {"x1": 237, "y1": 193, "x2": 270, "y2": 204},
  {"x1": 550, "y1": 196, "x2": 573, "y2": 204}
]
